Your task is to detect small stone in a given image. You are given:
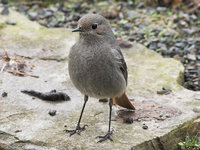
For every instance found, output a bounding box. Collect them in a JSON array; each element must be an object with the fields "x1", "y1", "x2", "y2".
[
  {"x1": 43, "y1": 10, "x2": 53, "y2": 18},
  {"x1": 136, "y1": 2, "x2": 144, "y2": 8},
  {"x1": 175, "y1": 42, "x2": 185, "y2": 48},
  {"x1": 72, "y1": 2, "x2": 81, "y2": 11},
  {"x1": 195, "y1": 96, "x2": 200, "y2": 101},
  {"x1": 193, "y1": 107, "x2": 200, "y2": 113},
  {"x1": 123, "y1": 117, "x2": 133, "y2": 124},
  {"x1": 1, "y1": 0, "x2": 8, "y2": 5},
  {"x1": 103, "y1": 10, "x2": 118, "y2": 19},
  {"x1": 15, "y1": 130, "x2": 22, "y2": 133},
  {"x1": 157, "y1": 42, "x2": 167, "y2": 50},
  {"x1": 187, "y1": 54, "x2": 196, "y2": 61},
  {"x1": 5, "y1": 19, "x2": 16, "y2": 25},
  {"x1": 48, "y1": 21, "x2": 59, "y2": 28},
  {"x1": 50, "y1": 7, "x2": 58, "y2": 12},
  {"x1": 165, "y1": 114, "x2": 170, "y2": 118},
  {"x1": 162, "y1": 86, "x2": 171, "y2": 91},
  {"x1": 127, "y1": 10, "x2": 140, "y2": 20},
  {"x1": 148, "y1": 41, "x2": 157, "y2": 50},
  {"x1": 99, "y1": 98, "x2": 108, "y2": 103},
  {"x1": 31, "y1": 4, "x2": 39, "y2": 10},
  {"x1": 49, "y1": 110, "x2": 56, "y2": 116},
  {"x1": 156, "y1": 7, "x2": 167, "y2": 12},
  {"x1": 190, "y1": 14, "x2": 197, "y2": 21},
  {"x1": 1, "y1": 6, "x2": 9, "y2": 15},
  {"x1": 157, "y1": 87, "x2": 171, "y2": 95},
  {"x1": 2, "y1": 92, "x2": 7, "y2": 97},
  {"x1": 28, "y1": 12, "x2": 37, "y2": 21},
  {"x1": 182, "y1": 28, "x2": 196, "y2": 35},
  {"x1": 142, "y1": 124, "x2": 148, "y2": 130},
  {"x1": 179, "y1": 20, "x2": 188, "y2": 27}
]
